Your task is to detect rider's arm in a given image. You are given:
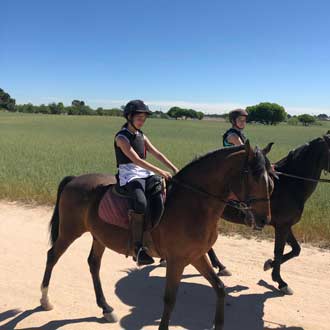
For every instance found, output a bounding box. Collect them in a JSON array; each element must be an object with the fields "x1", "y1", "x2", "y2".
[
  {"x1": 227, "y1": 133, "x2": 244, "y2": 146},
  {"x1": 115, "y1": 136, "x2": 171, "y2": 179},
  {"x1": 144, "y1": 136, "x2": 179, "y2": 174}
]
